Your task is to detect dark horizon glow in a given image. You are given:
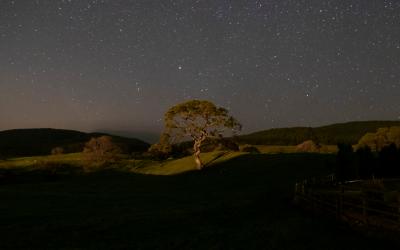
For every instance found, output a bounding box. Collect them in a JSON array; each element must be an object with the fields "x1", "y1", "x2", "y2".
[{"x1": 1, "y1": 0, "x2": 399, "y2": 142}]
